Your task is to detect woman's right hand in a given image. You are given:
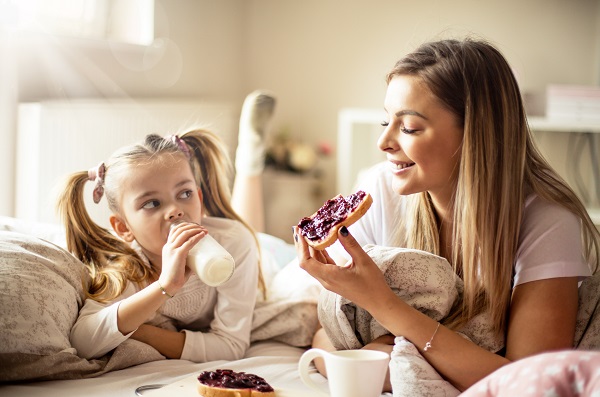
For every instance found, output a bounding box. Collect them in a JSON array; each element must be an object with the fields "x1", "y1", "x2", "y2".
[
  {"x1": 293, "y1": 226, "x2": 393, "y2": 314},
  {"x1": 160, "y1": 222, "x2": 207, "y2": 291}
]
